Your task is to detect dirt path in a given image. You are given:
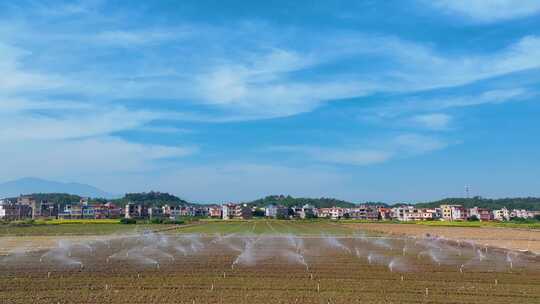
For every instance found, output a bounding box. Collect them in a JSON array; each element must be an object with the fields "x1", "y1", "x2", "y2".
[{"x1": 348, "y1": 223, "x2": 540, "y2": 254}]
